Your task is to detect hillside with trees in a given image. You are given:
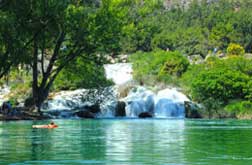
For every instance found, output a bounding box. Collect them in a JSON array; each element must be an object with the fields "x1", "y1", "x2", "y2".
[{"x1": 0, "y1": 0, "x2": 252, "y2": 118}]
